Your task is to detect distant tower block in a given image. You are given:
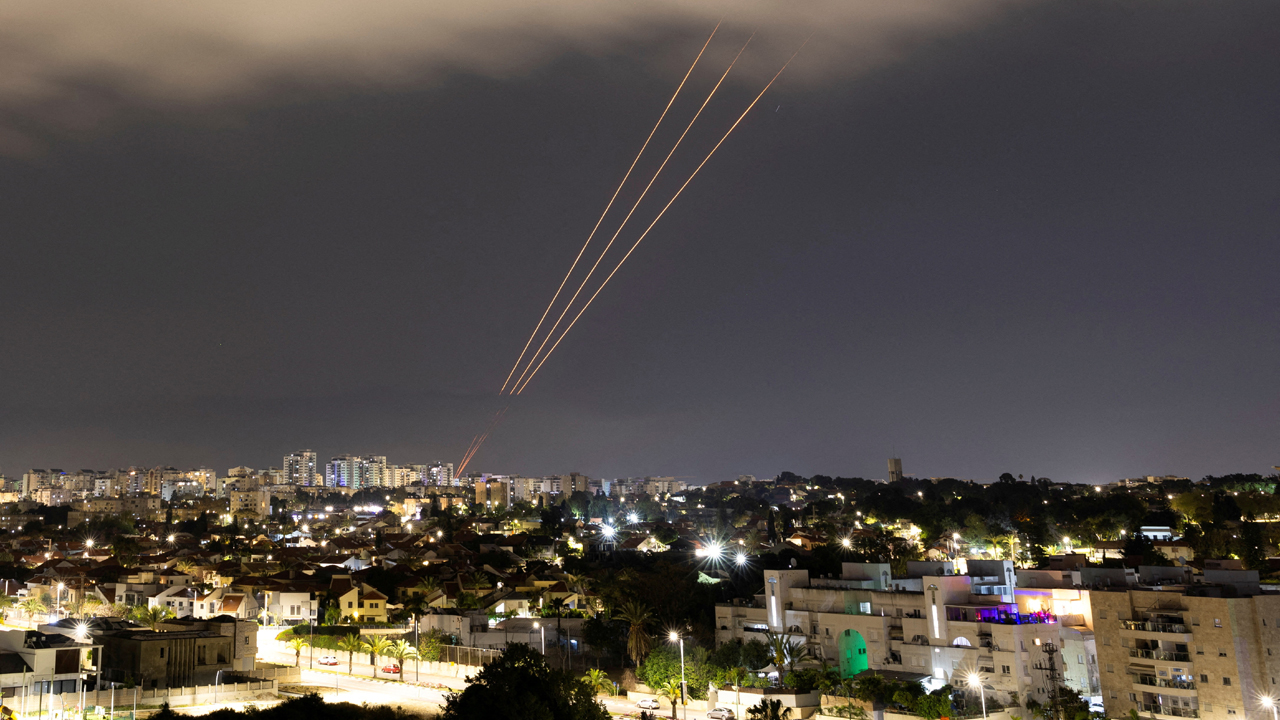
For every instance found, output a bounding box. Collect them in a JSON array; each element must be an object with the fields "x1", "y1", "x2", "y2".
[{"x1": 888, "y1": 457, "x2": 903, "y2": 483}]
